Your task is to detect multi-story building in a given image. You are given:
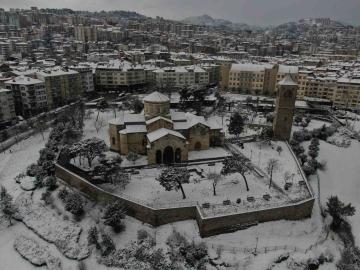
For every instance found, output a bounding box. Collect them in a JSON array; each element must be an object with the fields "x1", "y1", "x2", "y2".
[
  {"x1": 0, "y1": 88, "x2": 16, "y2": 123},
  {"x1": 153, "y1": 66, "x2": 209, "y2": 88},
  {"x1": 334, "y1": 77, "x2": 360, "y2": 108},
  {"x1": 95, "y1": 60, "x2": 148, "y2": 91},
  {"x1": 69, "y1": 65, "x2": 94, "y2": 94},
  {"x1": 4, "y1": 75, "x2": 47, "y2": 117},
  {"x1": 227, "y1": 63, "x2": 273, "y2": 95},
  {"x1": 227, "y1": 64, "x2": 299, "y2": 95},
  {"x1": 36, "y1": 68, "x2": 82, "y2": 108},
  {"x1": 74, "y1": 24, "x2": 97, "y2": 42}
]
